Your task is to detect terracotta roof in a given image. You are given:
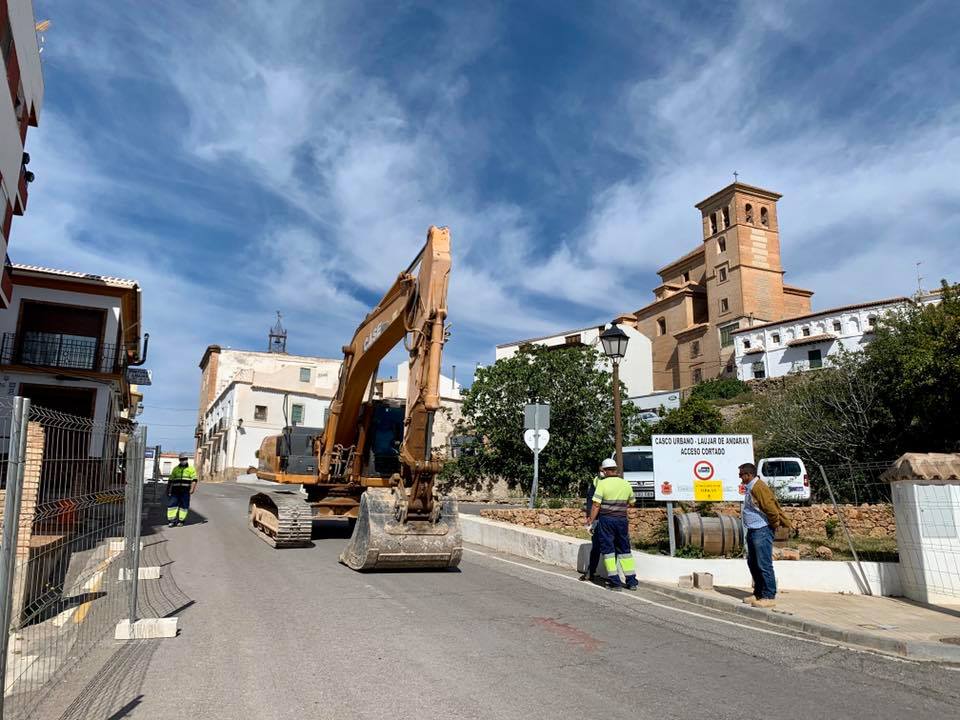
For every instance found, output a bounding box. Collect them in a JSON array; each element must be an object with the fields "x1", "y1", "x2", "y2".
[
  {"x1": 882, "y1": 453, "x2": 960, "y2": 483},
  {"x1": 11, "y1": 263, "x2": 138, "y2": 288},
  {"x1": 496, "y1": 323, "x2": 603, "y2": 349},
  {"x1": 786, "y1": 333, "x2": 837, "y2": 347},
  {"x1": 731, "y1": 296, "x2": 910, "y2": 335}
]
